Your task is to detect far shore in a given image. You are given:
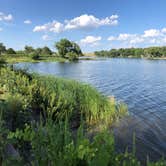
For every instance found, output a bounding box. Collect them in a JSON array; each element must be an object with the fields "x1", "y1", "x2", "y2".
[{"x1": 2, "y1": 53, "x2": 166, "y2": 64}]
